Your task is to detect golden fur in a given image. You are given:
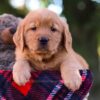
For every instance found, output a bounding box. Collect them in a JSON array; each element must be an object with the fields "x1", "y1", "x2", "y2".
[{"x1": 13, "y1": 9, "x2": 89, "y2": 91}]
